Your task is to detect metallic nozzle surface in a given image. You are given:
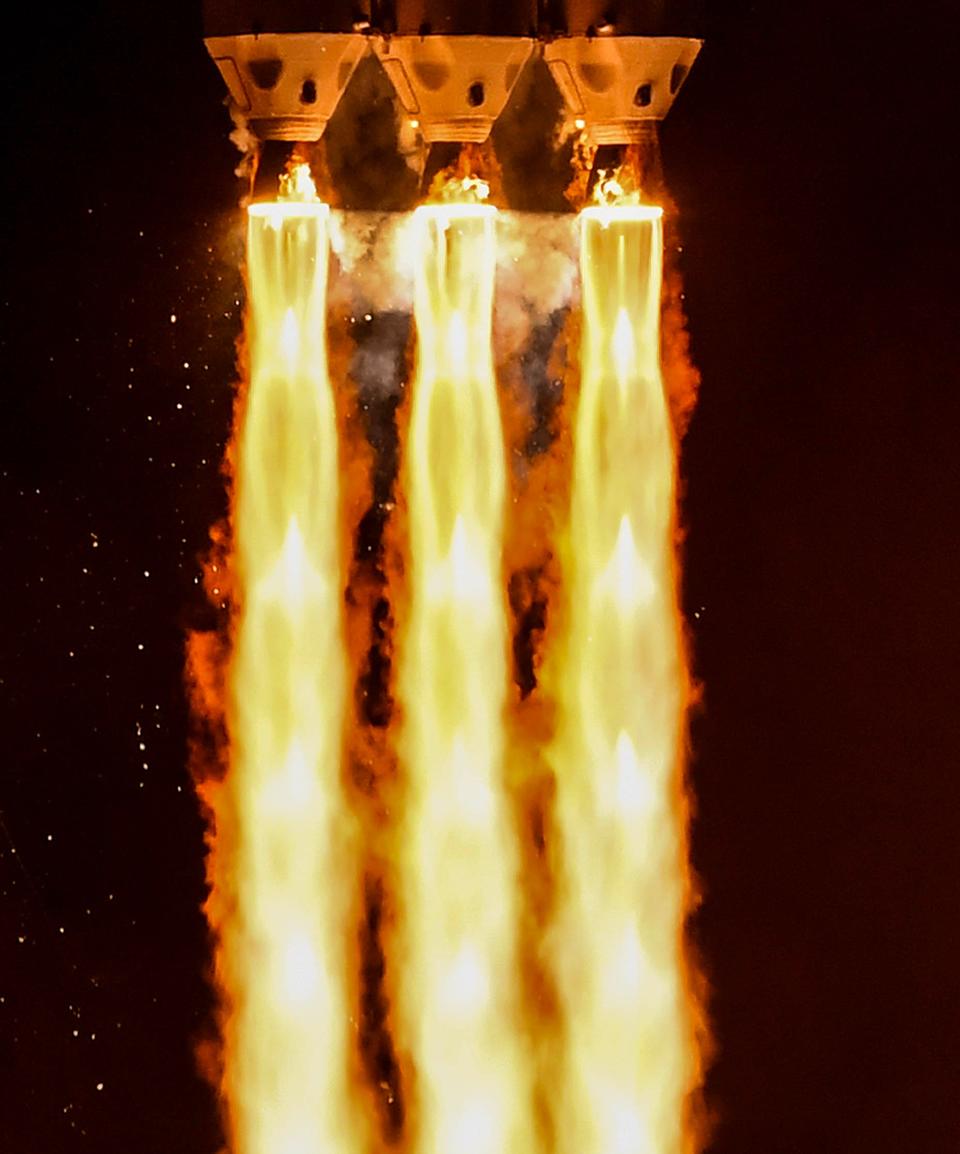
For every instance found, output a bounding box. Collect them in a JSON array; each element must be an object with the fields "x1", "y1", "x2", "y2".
[
  {"x1": 204, "y1": 31, "x2": 368, "y2": 141},
  {"x1": 375, "y1": 34, "x2": 534, "y2": 143},
  {"x1": 202, "y1": 0, "x2": 700, "y2": 147},
  {"x1": 204, "y1": 1, "x2": 370, "y2": 141},
  {"x1": 545, "y1": 35, "x2": 701, "y2": 144}
]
